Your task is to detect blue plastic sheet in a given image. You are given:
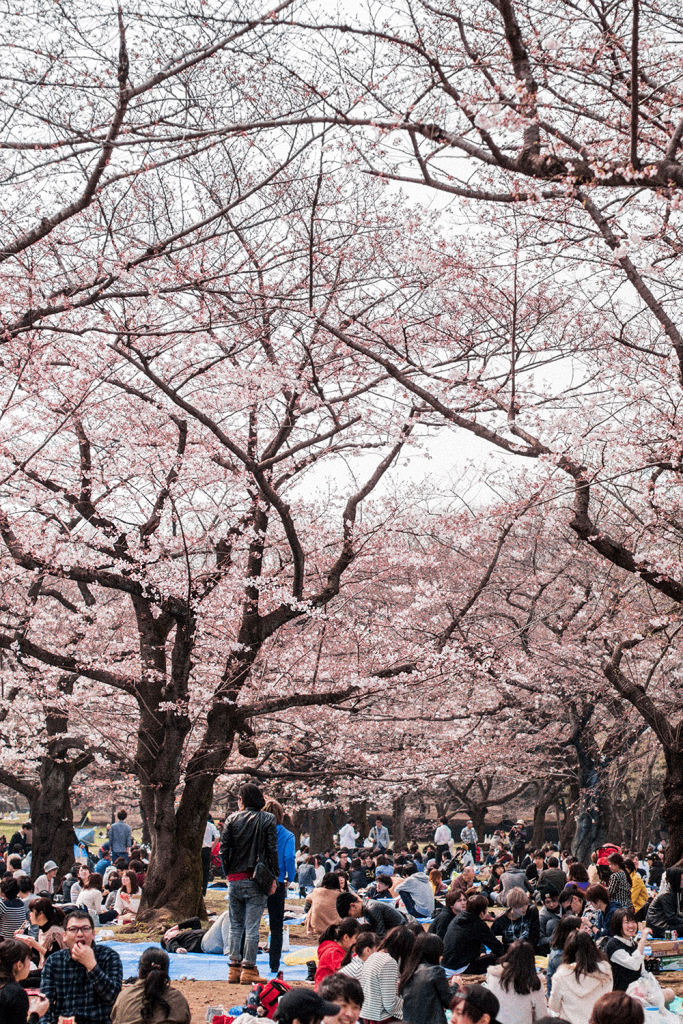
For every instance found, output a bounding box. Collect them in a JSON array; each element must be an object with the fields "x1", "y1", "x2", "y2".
[{"x1": 104, "y1": 941, "x2": 311, "y2": 982}]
